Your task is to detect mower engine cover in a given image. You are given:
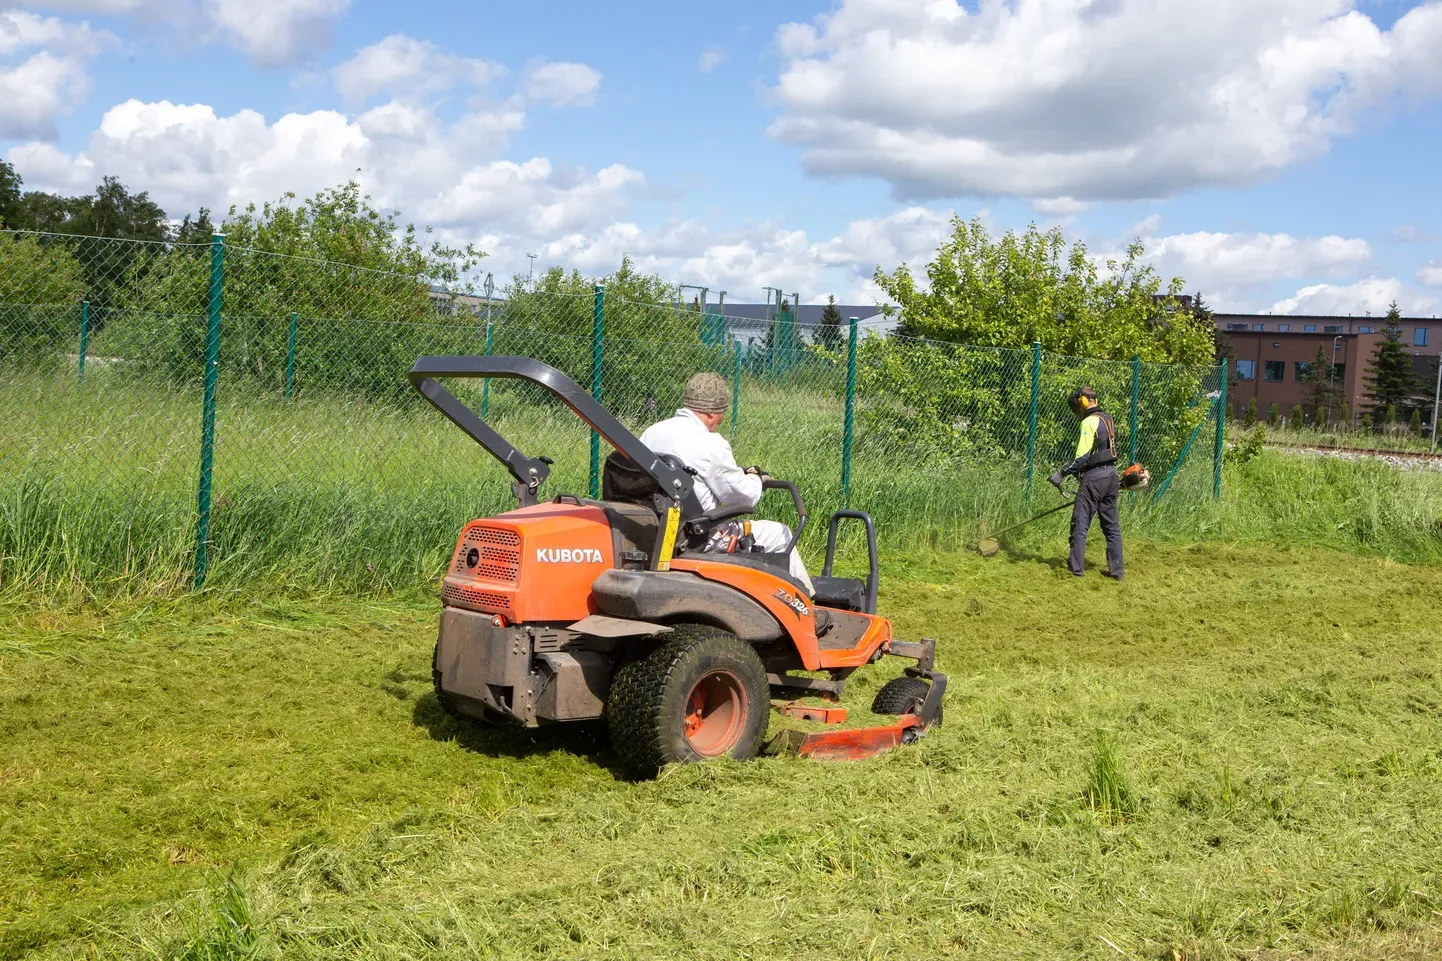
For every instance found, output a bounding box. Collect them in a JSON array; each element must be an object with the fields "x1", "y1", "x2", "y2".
[{"x1": 442, "y1": 503, "x2": 614, "y2": 623}]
